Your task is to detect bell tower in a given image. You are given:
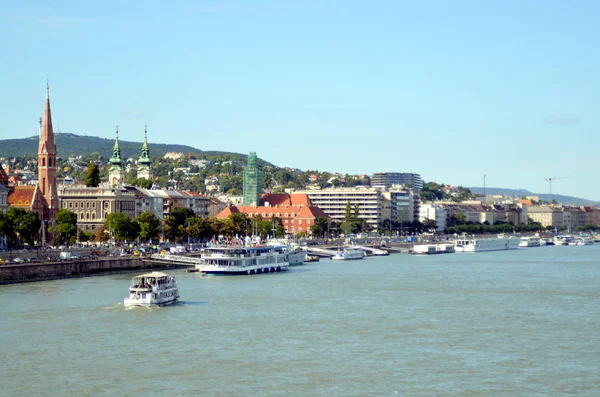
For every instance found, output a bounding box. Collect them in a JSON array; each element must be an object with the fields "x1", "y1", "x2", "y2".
[{"x1": 38, "y1": 82, "x2": 59, "y2": 220}]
